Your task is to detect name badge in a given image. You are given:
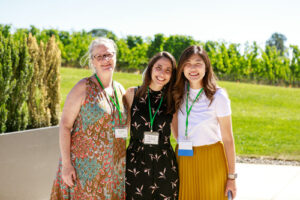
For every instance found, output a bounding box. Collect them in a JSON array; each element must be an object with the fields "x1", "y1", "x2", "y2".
[
  {"x1": 178, "y1": 140, "x2": 193, "y2": 156},
  {"x1": 143, "y1": 131, "x2": 159, "y2": 145},
  {"x1": 115, "y1": 127, "x2": 128, "y2": 138}
]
